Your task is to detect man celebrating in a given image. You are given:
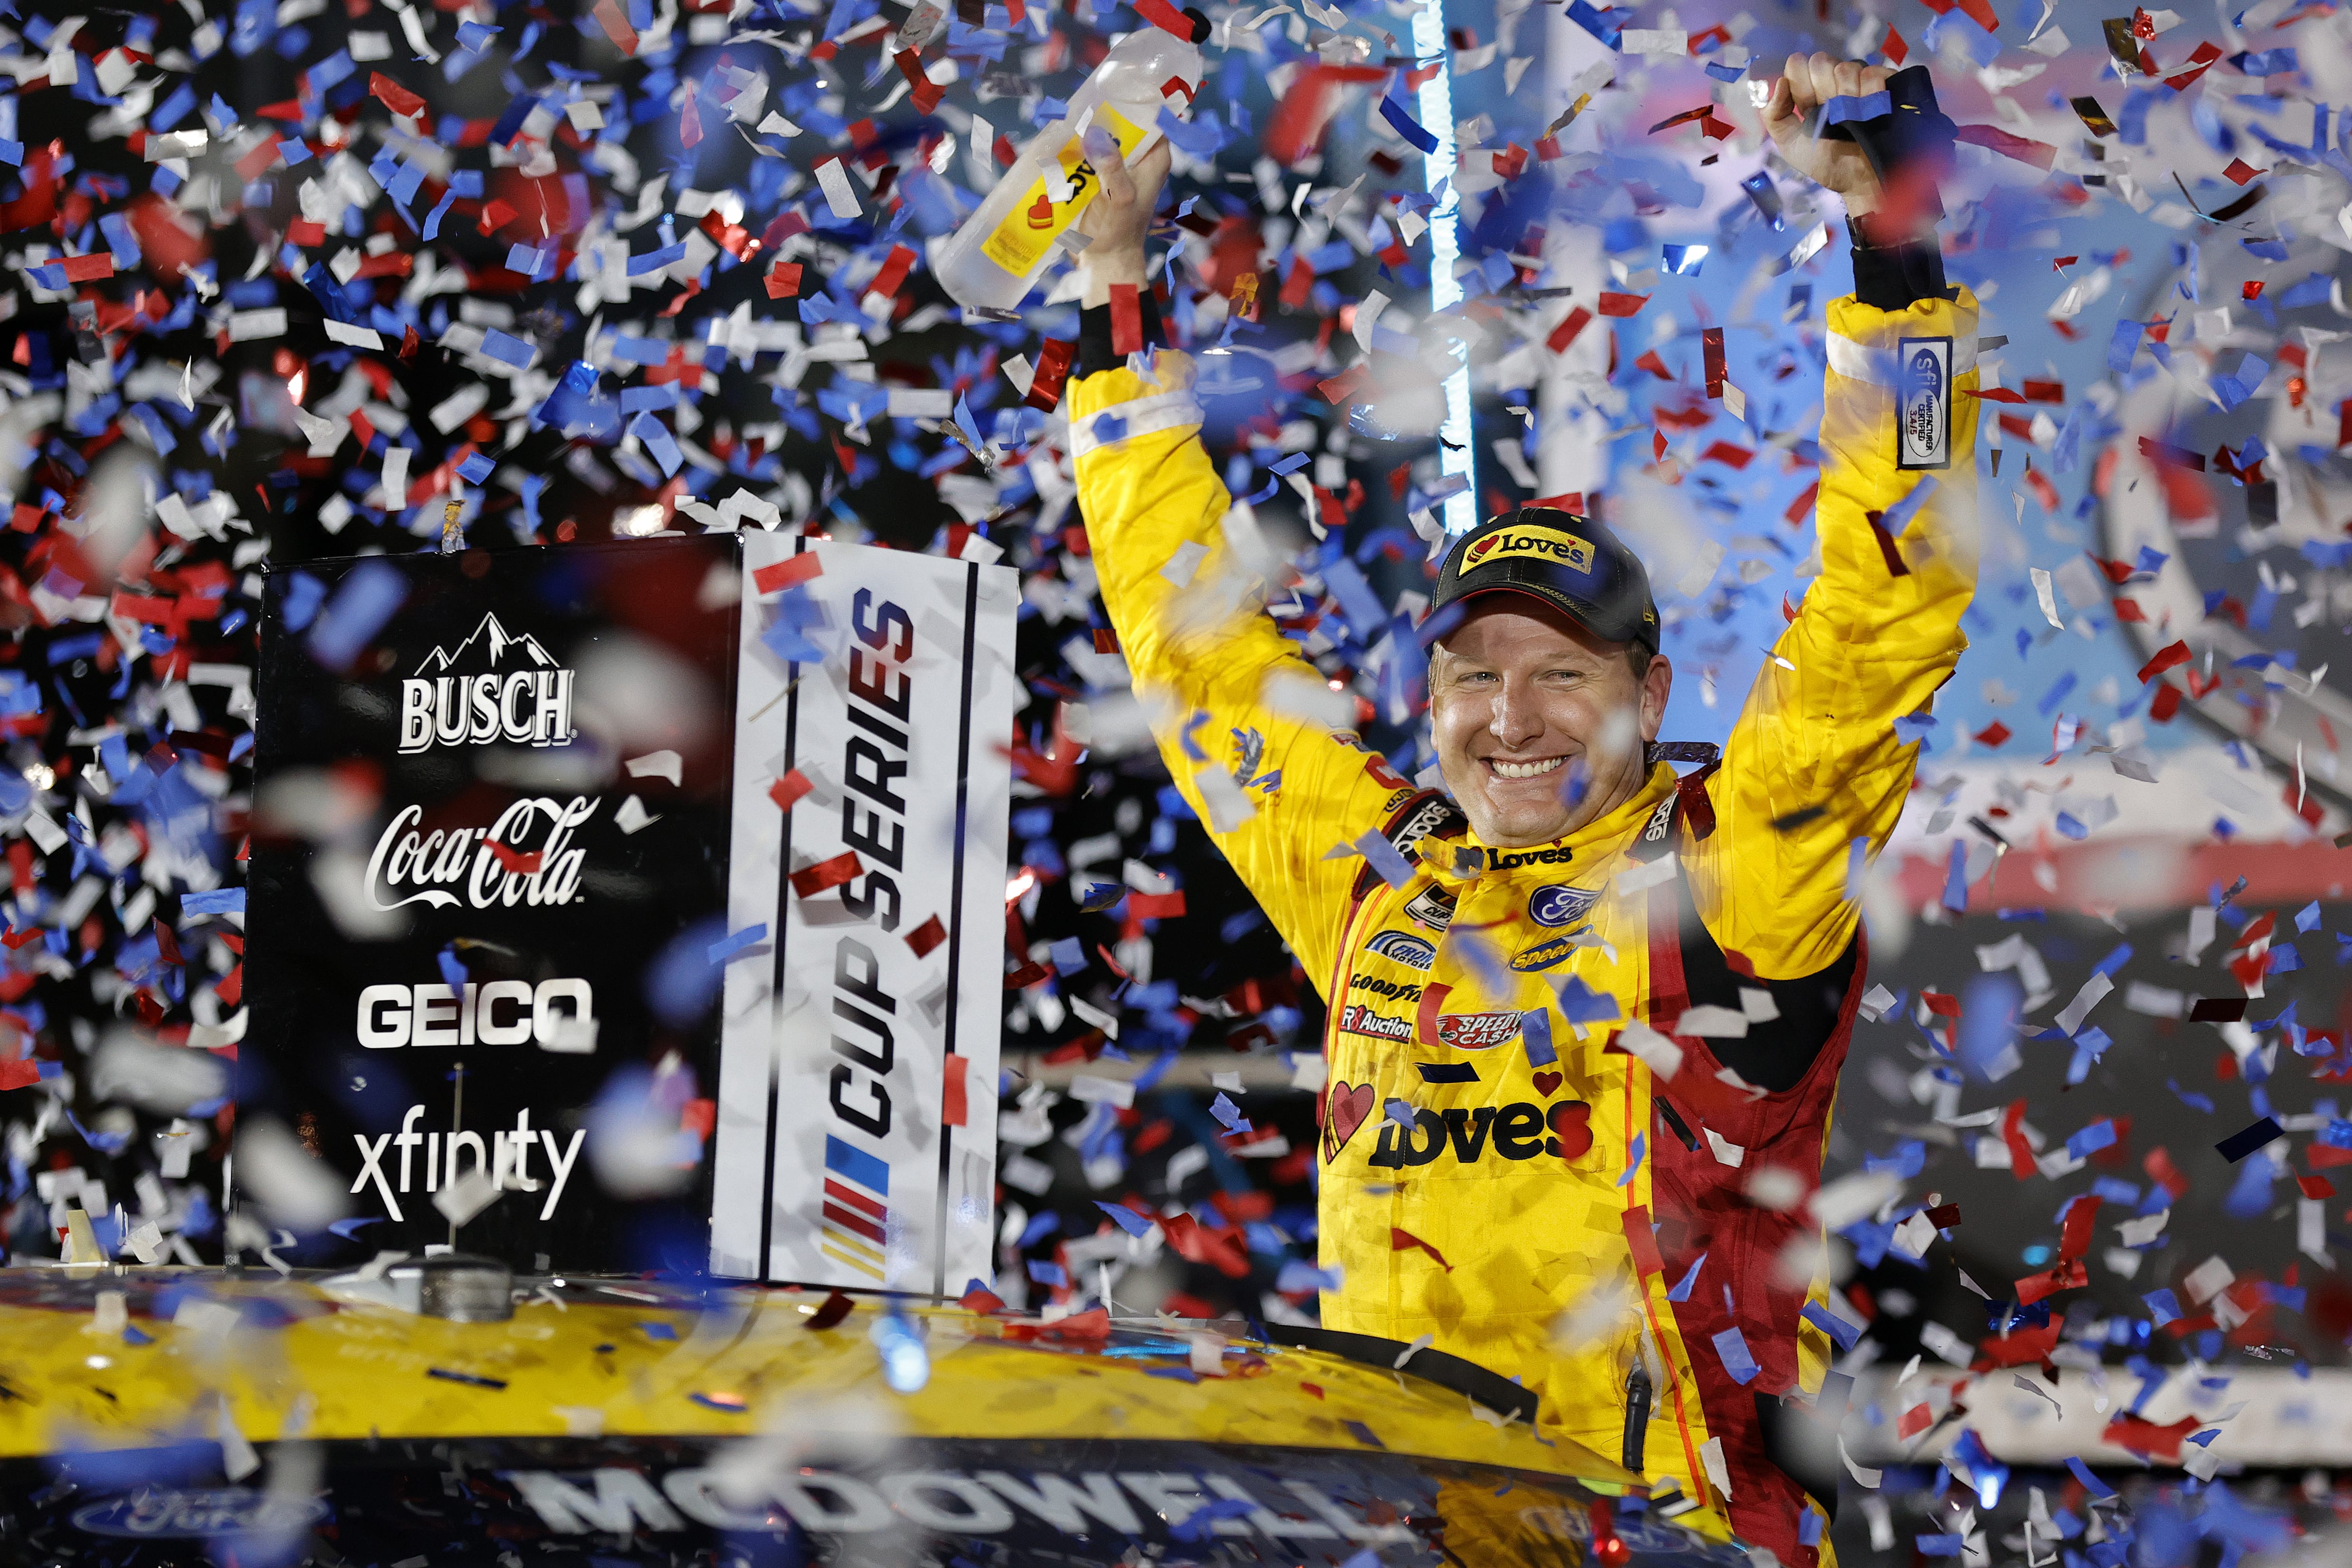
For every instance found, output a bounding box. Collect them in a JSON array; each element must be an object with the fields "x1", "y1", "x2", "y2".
[{"x1": 1068, "y1": 55, "x2": 1976, "y2": 1562}]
